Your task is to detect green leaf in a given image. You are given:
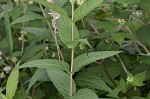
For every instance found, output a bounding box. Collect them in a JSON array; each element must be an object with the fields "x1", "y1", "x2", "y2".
[
  {"x1": 0, "y1": 93, "x2": 6, "y2": 99},
  {"x1": 138, "y1": 0, "x2": 150, "y2": 10},
  {"x1": 47, "y1": 70, "x2": 76, "y2": 97},
  {"x1": 22, "y1": 27, "x2": 53, "y2": 39},
  {"x1": 33, "y1": 0, "x2": 68, "y2": 18},
  {"x1": 75, "y1": 38, "x2": 92, "y2": 48},
  {"x1": 54, "y1": 0, "x2": 68, "y2": 7},
  {"x1": 108, "y1": 78, "x2": 128, "y2": 97},
  {"x1": 136, "y1": 25, "x2": 150, "y2": 44},
  {"x1": 19, "y1": 59, "x2": 70, "y2": 72},
  {"x1": 74, "y1": 0, "x2": 104, "y2": 22},
  {"x1": 68, "y1": 88, "x2": 99, "y2": 99},
  {"x1": 138, "y1": 55, "x2": 150, "y2": 65},
  {"x1": 112, "y1": 33, "x2": 126, "y2": 46},
  {"x1": 79, "y1": 30, "x2": 90, "y2": 39},
  {"x1": 132, "y1": 71, "x2": 146, "y2": 86},
  {"x1": 66, "y1": 38, "x2": 91, "y2": 49},
  {"x1": 4, "y1": 10, "x2": 13, "y2": 57},
  {"x1": 75, "y1": 72, "x2": 118, "y2": 98},
  {"x1": 10, "y1": 13, "x2": 43, "y2": 25},
  {"x1": 131, "y1": 96, "x2": 146, "y2": 99},
  {"x1": 21, "y1": 44, "x2": 48, "y2": 62},
  {"x1": 26, "y1": 69, "x2": 47, "y2": 94},
  {"x1": 73, "y1": 51, "x2": 121, "y2": 72},
  {"x1": 6, "y1": 62, "x2": 19, "y2": 99},
  {"x1": 116, "y1": 0, "x2": 140, "y2": 4},
  {"x1": 56, "y1": 15, "x2": 79, "y2": 44}
]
